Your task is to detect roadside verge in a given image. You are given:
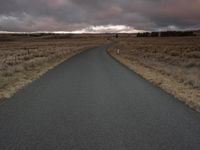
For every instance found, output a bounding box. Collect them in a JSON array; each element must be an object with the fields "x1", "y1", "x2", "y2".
[
  {"x1": 0, "y1": 46, "x2": 96, "y2": 100},
  {"x1": 107, "y1": 48, "x2": 200, "y2": 112}
]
